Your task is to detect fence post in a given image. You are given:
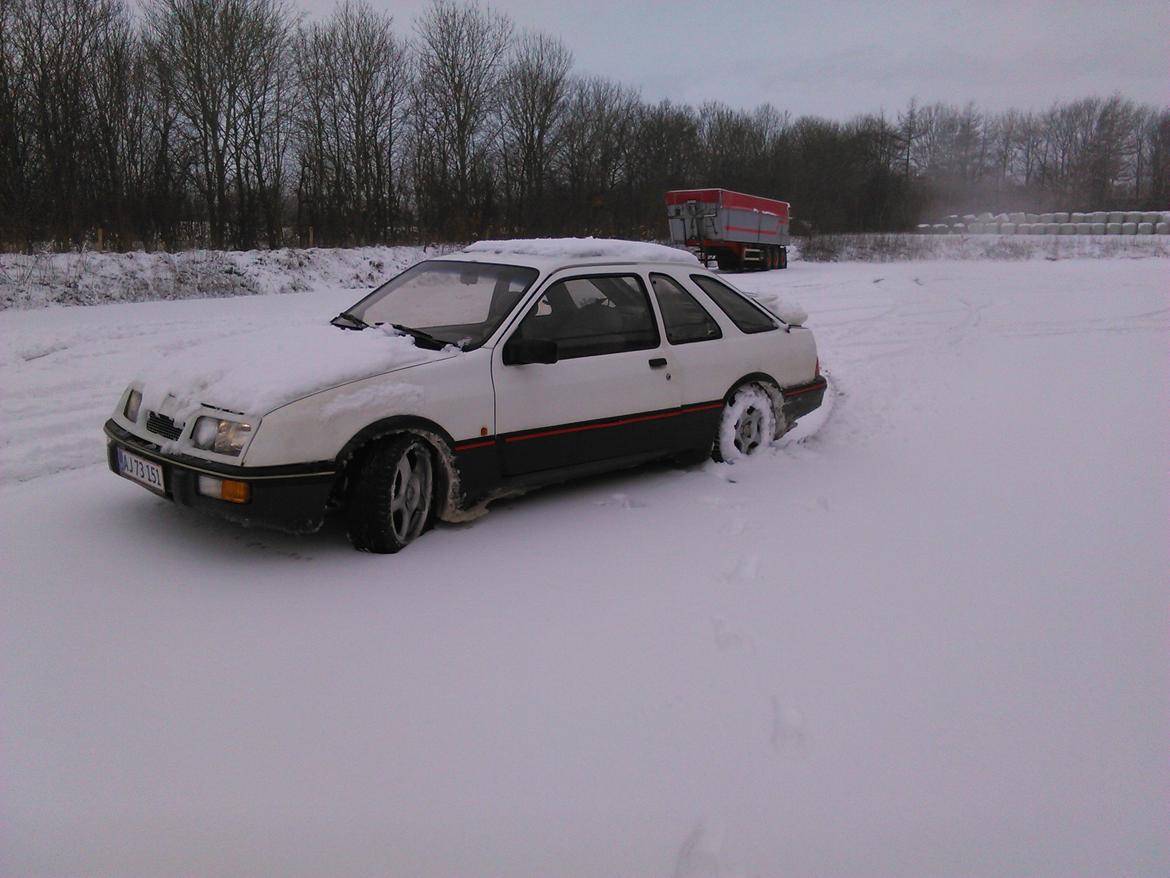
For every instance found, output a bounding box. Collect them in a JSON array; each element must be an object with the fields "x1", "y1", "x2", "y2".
[{"x1": 96, "y1": 228, "x2": 103, "y2": 252}]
